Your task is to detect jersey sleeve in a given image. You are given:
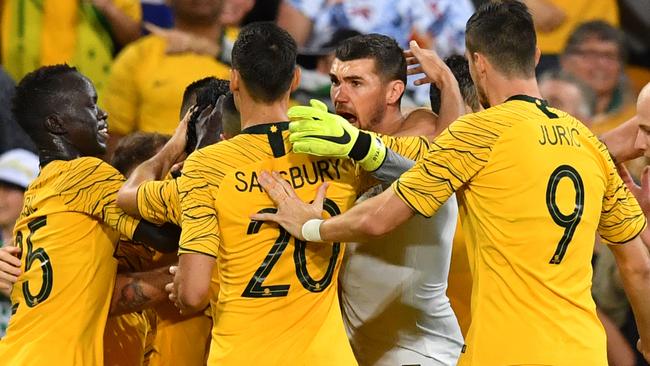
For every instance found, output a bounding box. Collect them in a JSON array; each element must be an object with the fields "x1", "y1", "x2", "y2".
[
  {"x1": 177, "y1": 148, "x2": 224, "y2": 258},
  {"x1": 60, "y1": 157, "x2": 140, "y2": 240},
  {"x1": 102, "y1": 40, "x2": 142, "y2": 136},
  {"x1": 597, "y1": 143, "x2": 647, "y2": 244},
  {"x1": 380, "y1": 135, "x2": 431, "y2": 161},
  {"x1": 137, "y1": 178, "x2": 181, "y2": 226},
  {"x1": 391, "y1": 117, "x2": 495, "y2": 217}
]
